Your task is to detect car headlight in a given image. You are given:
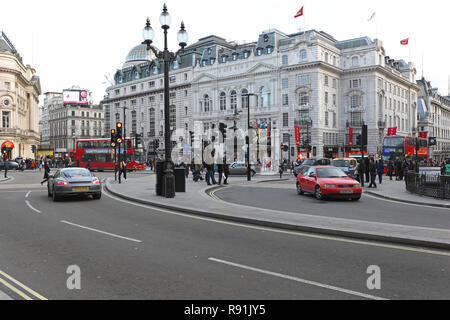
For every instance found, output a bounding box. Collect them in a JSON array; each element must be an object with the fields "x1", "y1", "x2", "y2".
[{"x1": 322, "y1": 184, "x2": 336, "y2": 188}]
